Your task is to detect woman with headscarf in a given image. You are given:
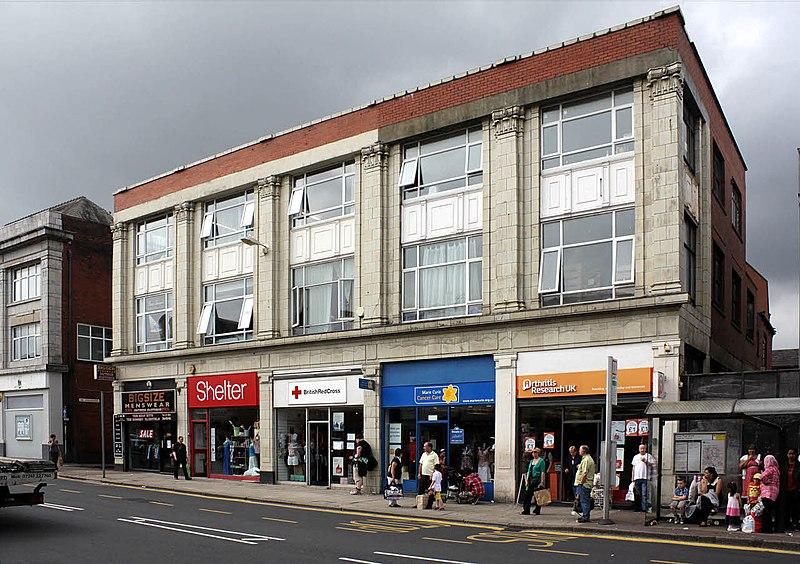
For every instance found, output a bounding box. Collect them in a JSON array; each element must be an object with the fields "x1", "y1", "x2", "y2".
[{"x1": 760, "y1": 454, "x2": 780, "y2": 533}]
